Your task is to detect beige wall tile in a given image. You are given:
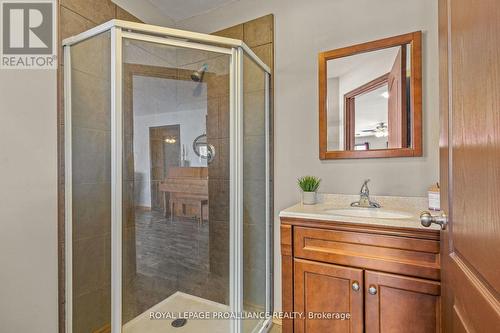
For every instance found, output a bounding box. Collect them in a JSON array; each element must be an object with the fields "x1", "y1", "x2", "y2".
[
  {"x1": 243, "y1": 15, "x2": 273, "y2": 47},
  {"x1": 243, "y1": 223, "x2": 266, "y2": 270},
  {"x1": 61, "y1": 0, "x2": 115, "y2": 25},
  {"x1": 218, "y1": 95, "x2": 230, "y2": 139},
  {"x1": 122, "y1": 182, "x2": 135, "y2": 229},
  {"x1": 243, "y1": 135, "x2": 266, "y2": 181},
  {"x1": 72, "y1": 183, "x2": 111, "y2": 240},
  {"x1": 122, "y1": 134, "x2": 135, "y2": 182},
  {"x1": 72, "y1": 127, "x2": 111, "y2": 184},
  {"x1": 244, "y1": 91, "x2": 266, "y2": 137},
  {"x1": 73, "y1": 235, "x2": 108, "y2": 297},
  {"x1": 59, "y1": 6, "x2": 93, "y2": 40},
  {"x1": 73, "y1": 287, "x2": 110, "y2": 333},
  {"x1": 207, "y1": 73, "x2": 230, "y2": 98},
  {"x1": 243, "y1": 180, "x2": 267, "y2": 227},
  {"x1": 243, "y1": 54, "x2": 266, "y2": 93},
  {"x1": 116, "y1": 6, "x2": 141, "y2": 23},
  {"x1": 209, "y1": 138, "x2": 229, "y2": 180},
  {"x1": 72, "y1": 70, "x2": 111, "y2": 131},
  {"x1": 71, "y1": 32, "x2": 111, "y2": 80},
  {"x1": 207, "y1": 97, "x2": 219, "y2": 140},
  {"x1": 208, "y1": 179, "x2": 229, "y2": 221},
  {"x1": 121, "y1": 224, "x2": 137, "y2": 285},
  {"x1": 251, "y1": 43, "x2": 273, "y2": 70},
  {"x1": 218, "y1": 138, "x2": 230, "y2": 180},
  {"x1": 208, "y1": 219, "x2": 229, "y2": 277},
  {"x1": 213, "y1": 24, "x2": 244, "y2": 40}
]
